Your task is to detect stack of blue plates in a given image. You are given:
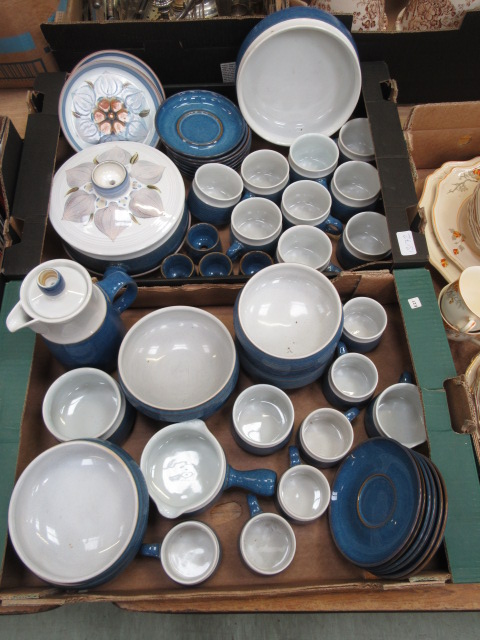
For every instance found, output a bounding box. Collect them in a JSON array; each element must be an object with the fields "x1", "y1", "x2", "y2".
[
  {"x1": 155, "y1": 90, "x2": 251, "y2": 180},
  {"x1": 329, "y1": 438, "x2": 448, "y2": 579}
]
